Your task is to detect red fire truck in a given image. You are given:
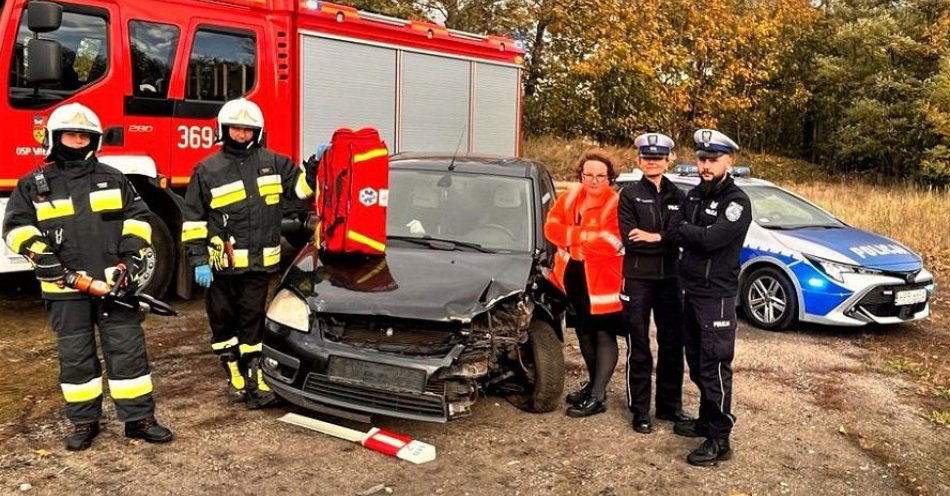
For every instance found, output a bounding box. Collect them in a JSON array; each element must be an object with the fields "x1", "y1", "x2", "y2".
[{"x1": 0, "y1": 0, "x2": 524, "y2": 296}]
